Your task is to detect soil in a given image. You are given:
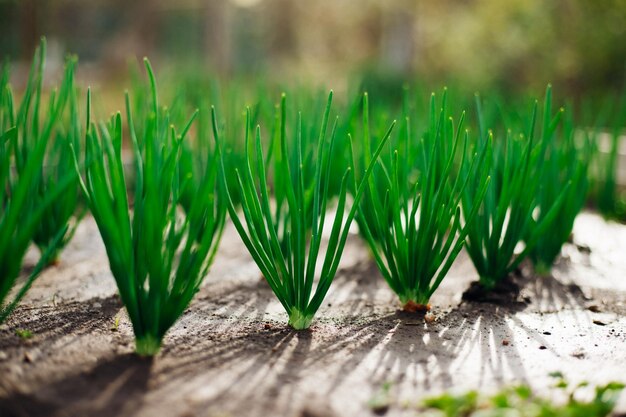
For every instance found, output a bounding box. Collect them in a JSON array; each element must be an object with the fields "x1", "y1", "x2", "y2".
[
  {"x1": 1, "y1": 212, "x2": 625, "y2": 417},
  {"x1": 461, "y1": 275, "x2": 523, "y2": 304}
]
